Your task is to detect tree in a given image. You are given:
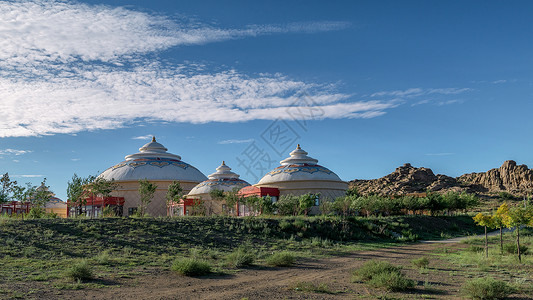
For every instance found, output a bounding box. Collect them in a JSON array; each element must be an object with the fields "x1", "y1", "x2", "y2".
[
  {"x1": 67, "y1": 174, "x2": 94, "y2": 216},
  {"x1": 209, "y1": 189, "x2": 226, "y2": 215},
  {"x1": 503, "y1": 205, "x2": 533, "y2": 263},
  {"x1": 0, "y1": 173, "x2": 17, "y2": 203},
  {"x1": 166, "y1": 181, "x2": 183, "y2": 216},
  {"x1": 473, "y1": 213, "x2": 494, "y2": 258},
  {"x1": 298, "y1": 193, "x2": 315, "y2": 216},
  {"x1": 223, "y1": 188, "x2": 241, "y2": 216},
  {"x1": 492, "y1": 203, "x2": 510, "y2": 254},
  {"x1": 84, "y1": 176, "x2": 119, "y2": 217},
  {"x1": 275, "y1": 195, "x2": 300, "y2": 216},
  {"x1": 138, "y1": 179, "x2": 157, "y2": 217}
]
